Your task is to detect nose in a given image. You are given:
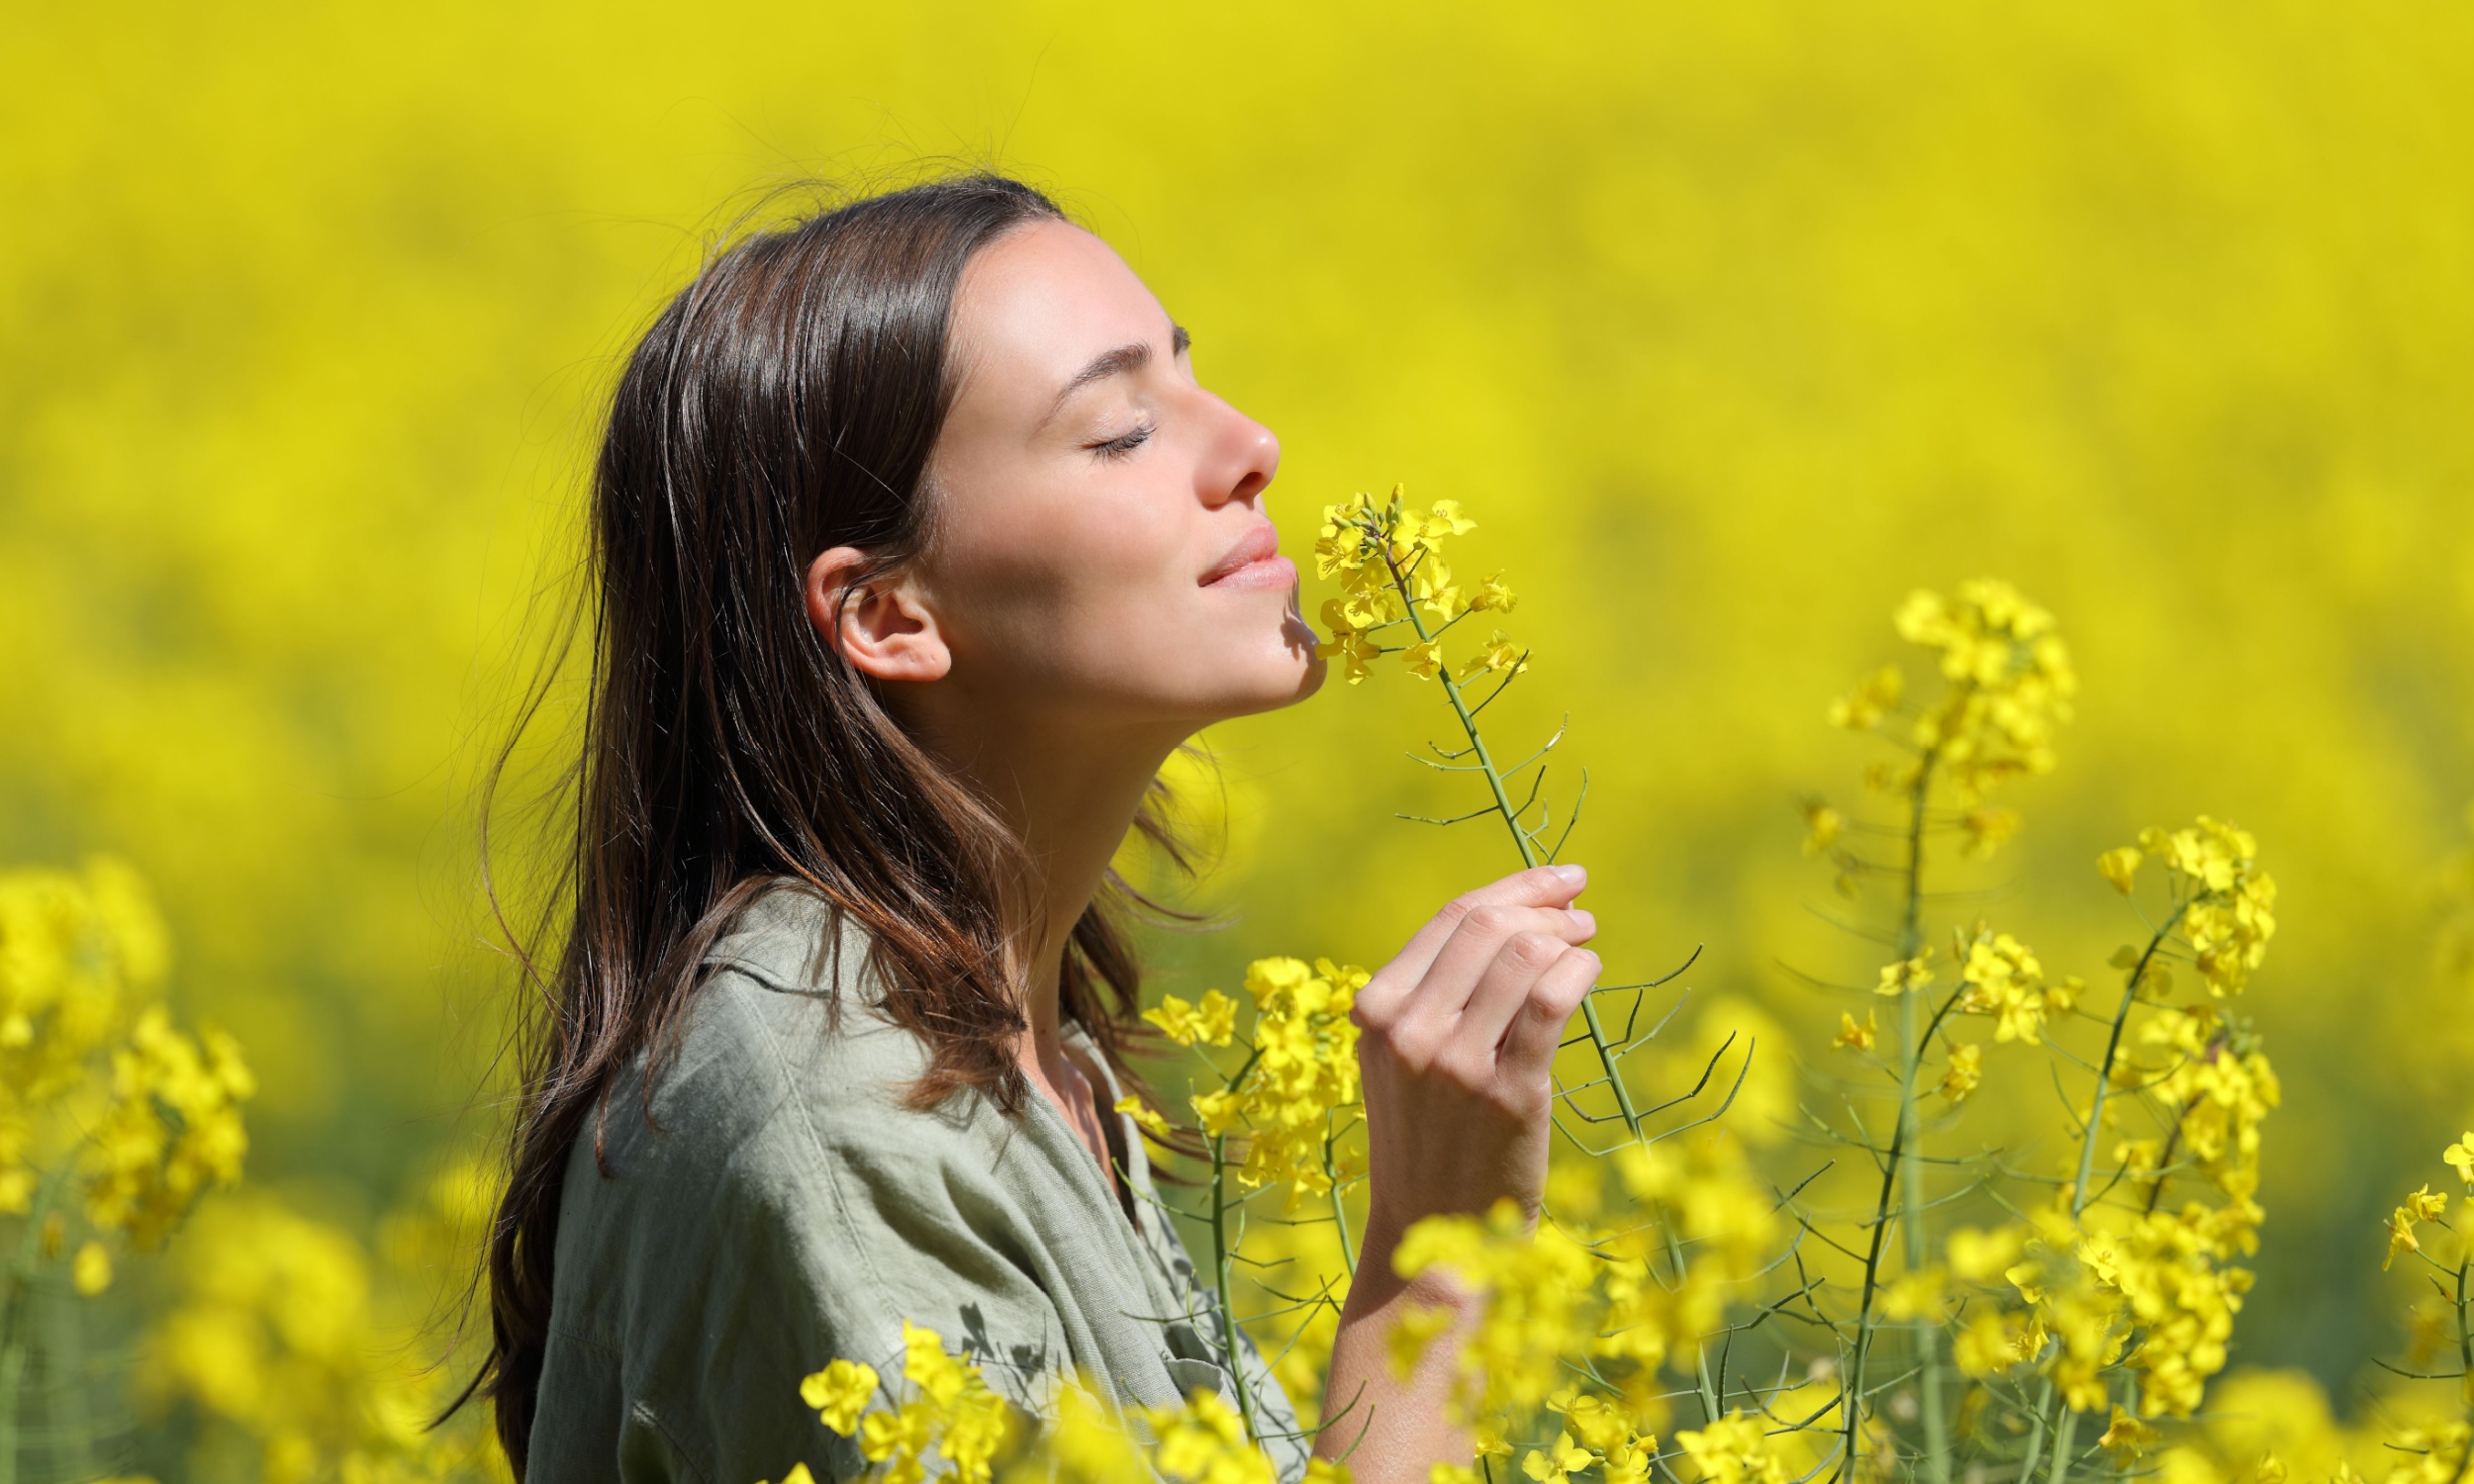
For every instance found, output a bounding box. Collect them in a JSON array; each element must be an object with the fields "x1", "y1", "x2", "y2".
[{"x1": 1196, "y1": 391, "x2": 1281, "y2": 510}]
